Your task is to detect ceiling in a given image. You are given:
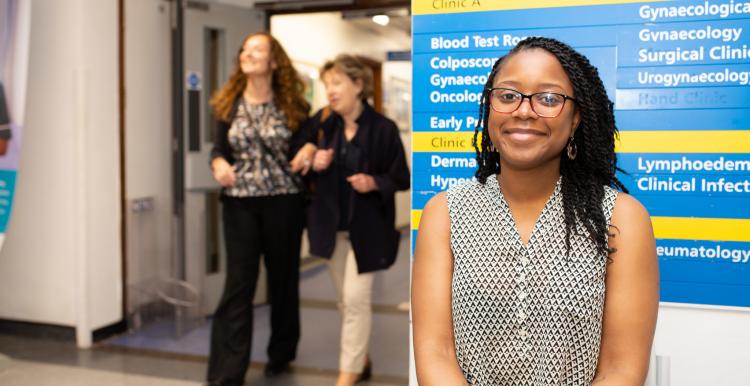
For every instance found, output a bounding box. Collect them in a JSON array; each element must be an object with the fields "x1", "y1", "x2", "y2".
[
  {"x1": 209, "y1": 0, "x2": 411, "y2": 38},
  {"x1": 342, "y1": 7, "x2": 410, "y2": 37},
  {"x1": 210, "y1": 0, "x2": 409, "y2": 13},
  {"x1": 254, "y1": 0, "x2": 409, "y2": 13}
]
